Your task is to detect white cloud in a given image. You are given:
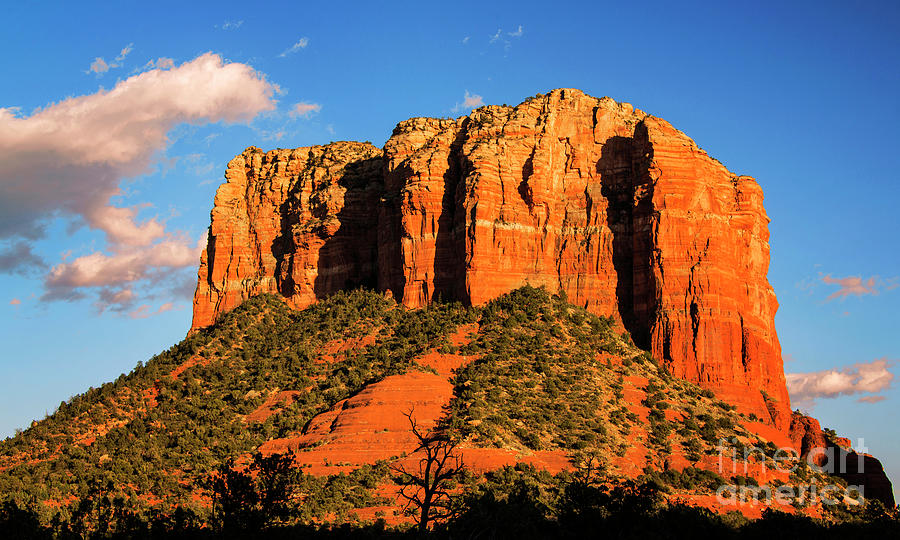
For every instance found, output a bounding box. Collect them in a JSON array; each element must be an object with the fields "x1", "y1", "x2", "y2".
[
  {"x1": 0, "y1": 53, "x2": 276, "y2": 307},
  {"x1": 290, "y1": 101, "x2": 321, "y2": 117},
  {"x1": 462, "y1": 36, "x2": 470, "y2": 44},
  {"x1": 508, "y1": 25, "x2": 524, "y2": 38},
  {"x1": 87, "y1": 205, "x2": 166, "y2": 247},
  {"x1": 787, "y1": 358, "x2": 894, "y2": 408},
  {"x1": 0, "y1": 52, "x2": 275, "y2": 241},
  {"x1": 43, "y1": 237, "x2": 203, "y2": 301},
  {"x1": 279, "y1": 37, "x2": 309, "y2": 57},
  {"x1": 218, "y1": 20, "x2": 244, "y2": 30},
  {"x1": 452, "y1": 90, "x2": 484, "y2": 112}
]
